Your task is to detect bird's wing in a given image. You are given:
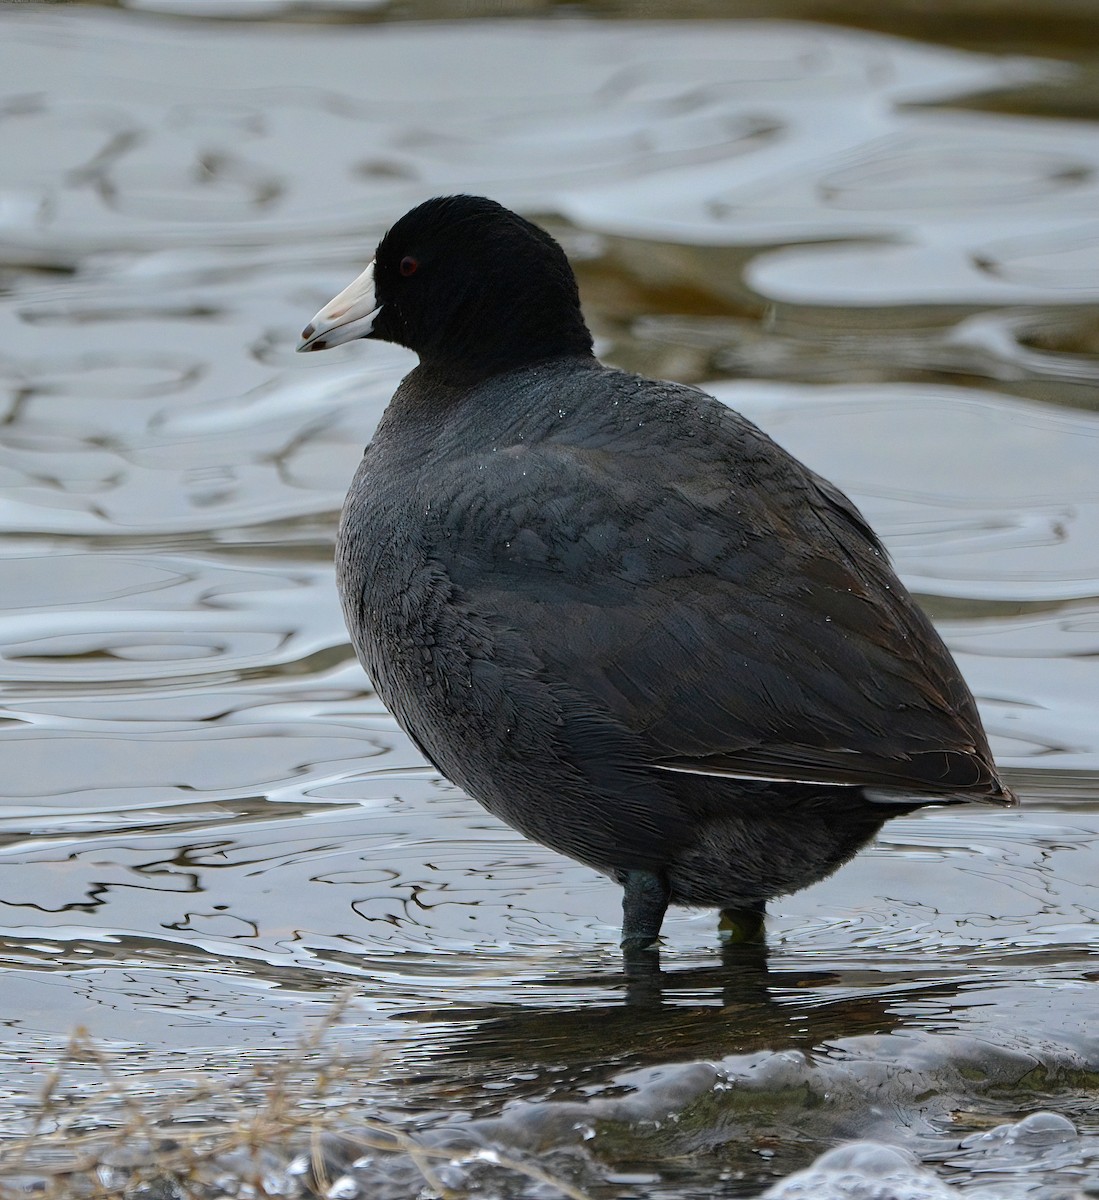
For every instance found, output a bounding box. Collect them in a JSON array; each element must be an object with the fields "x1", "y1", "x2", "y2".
[{"x1": 427, "y1": 398, "x2": 1012, "y2": 804}]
